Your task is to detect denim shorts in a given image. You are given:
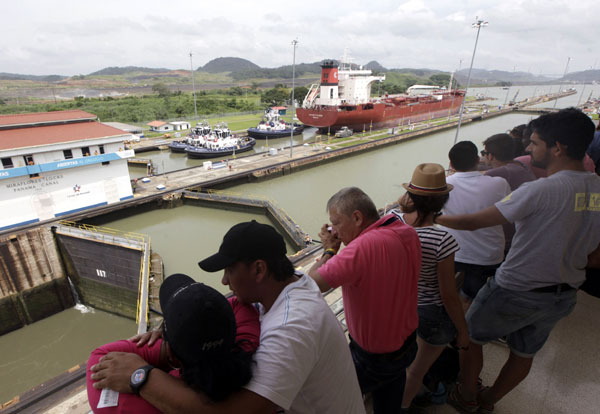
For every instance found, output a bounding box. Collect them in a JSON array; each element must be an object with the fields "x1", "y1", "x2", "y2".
[
  {"x1": 417, "y1": 304, "x2": 457, "y2": 346},
  {"x1": 455, "y1": 261, "x2": 500, "y2": 300},
  {"x1": 466, "y1": 278, "x2": 576, "y2": 357}
]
